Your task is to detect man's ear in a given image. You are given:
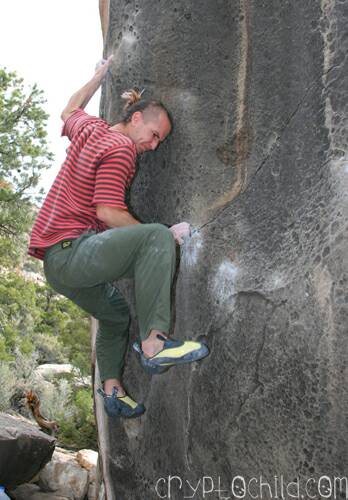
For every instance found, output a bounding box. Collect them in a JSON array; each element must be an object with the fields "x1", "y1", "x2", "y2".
[{"x1": 131, "y1": 111, "x2": 143, "y2": 125}]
